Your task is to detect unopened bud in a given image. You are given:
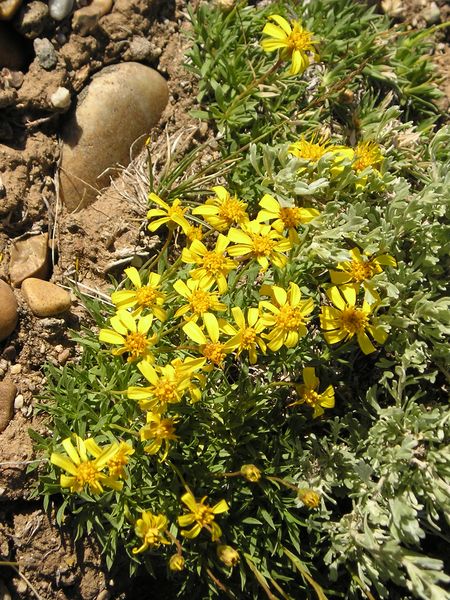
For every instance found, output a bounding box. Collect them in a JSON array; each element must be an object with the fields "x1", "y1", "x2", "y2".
[
  {"x1": 240, "y1": 464, "x2": 261, "y2": 482},
  {"x1": 298, "y1": 489, "x2": 320, "y2": 509},
  {"x1": 169, "y1": 554, "x2": 185, "y2": 571},
  {"x1": 217, "y1": 544, "x2": 240, "y2": 567}
]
